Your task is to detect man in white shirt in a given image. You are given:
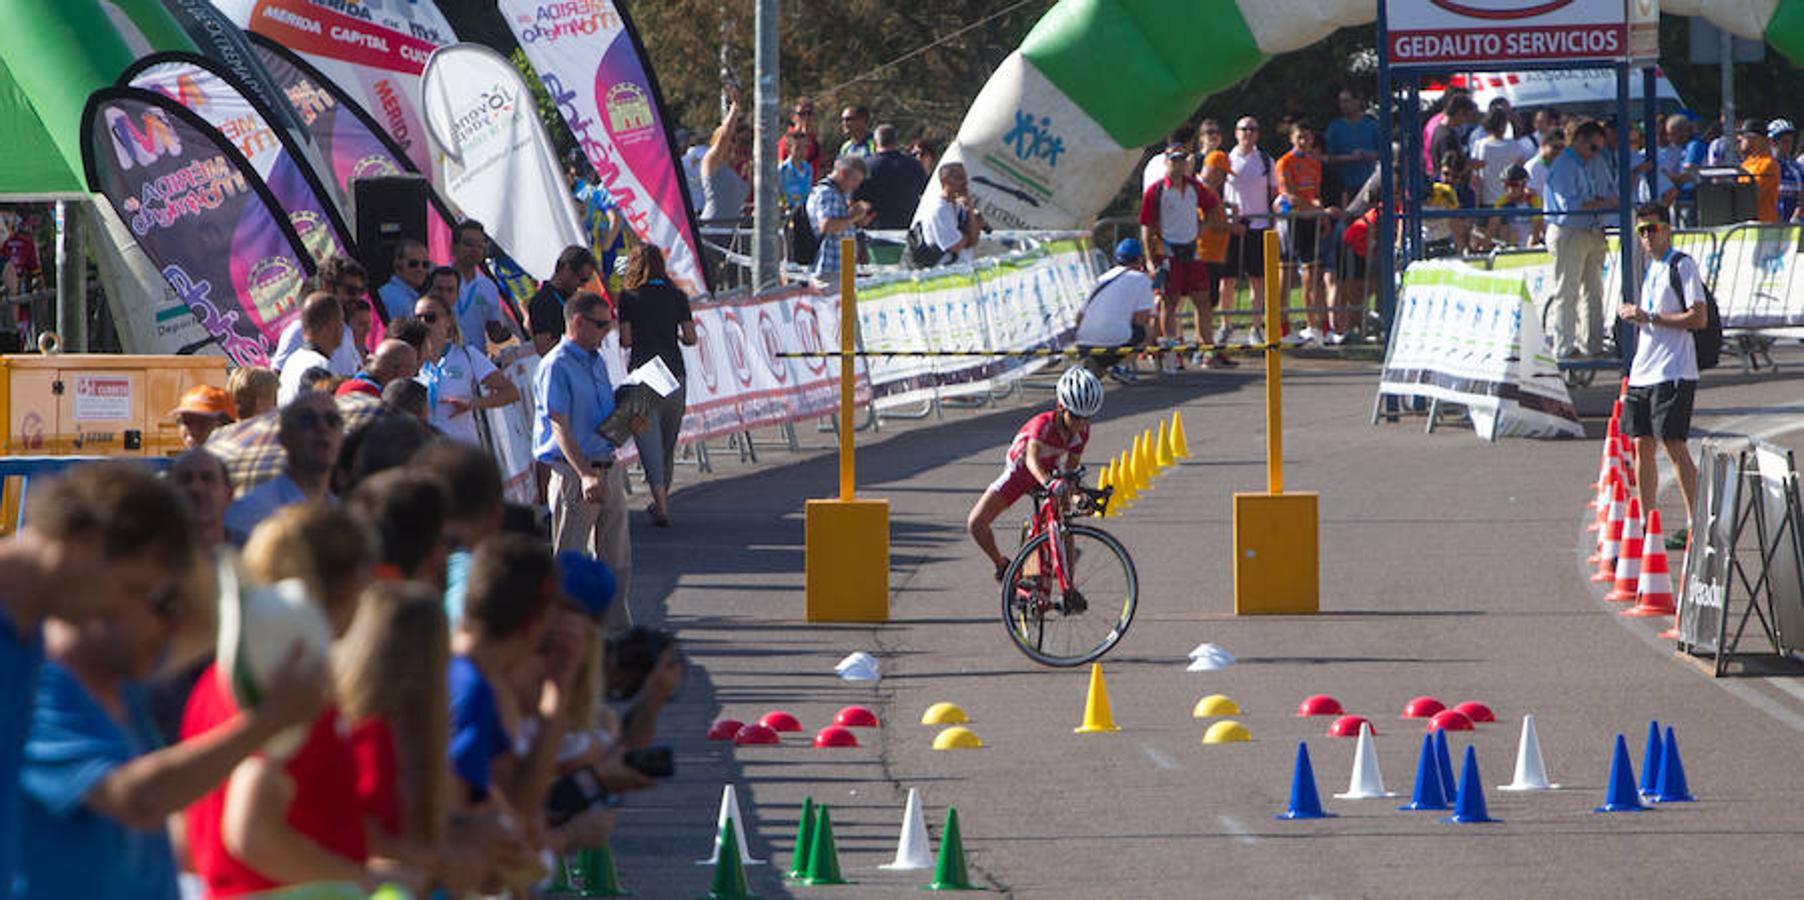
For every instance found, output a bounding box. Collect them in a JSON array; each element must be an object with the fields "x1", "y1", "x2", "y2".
[
  {"x1": 1221, "y1": 116, "x2": 1274, "y2": 345},
  {"x1": 1523, "y1": 130, "x2": 1562, "y2": 200},
  {"x1": 1073, "y1": 238, "x2": 1156, "y2": 378},
  {"x1": 270, "y1": 256, "x2": 367, "y2": 377},
  {"x1": 911, "y1": 162, "x2": 984, "y2": 266},
  {"x1": 276, "y1": 292, "x2": 345, "y2": 406},
  {"x1": 1618, "y1": 205, "x2": 1706, "y2": 533}
]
